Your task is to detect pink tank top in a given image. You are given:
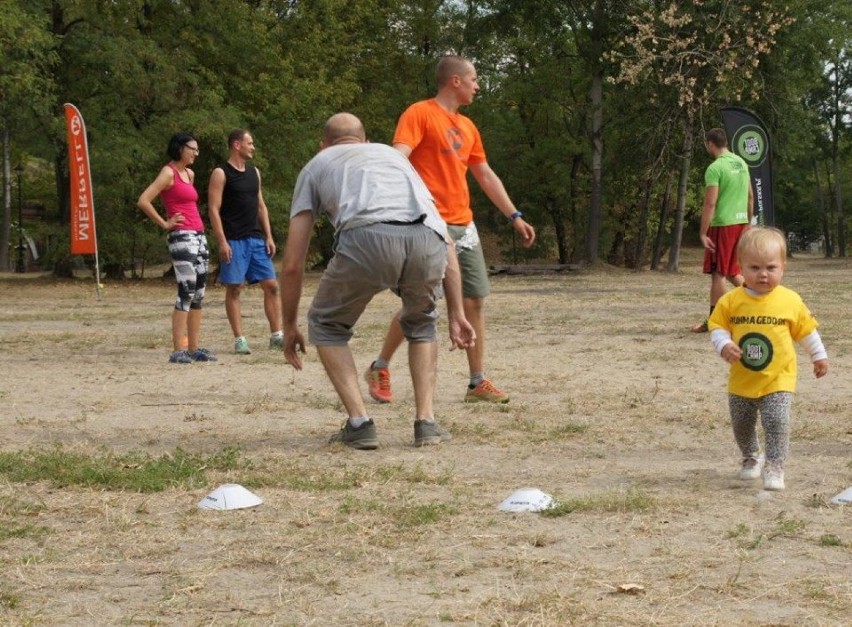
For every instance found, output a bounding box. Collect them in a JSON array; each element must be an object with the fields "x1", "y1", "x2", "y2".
[{"x1": 160, "y1": 164, "x2": 204, "y2": 231}]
